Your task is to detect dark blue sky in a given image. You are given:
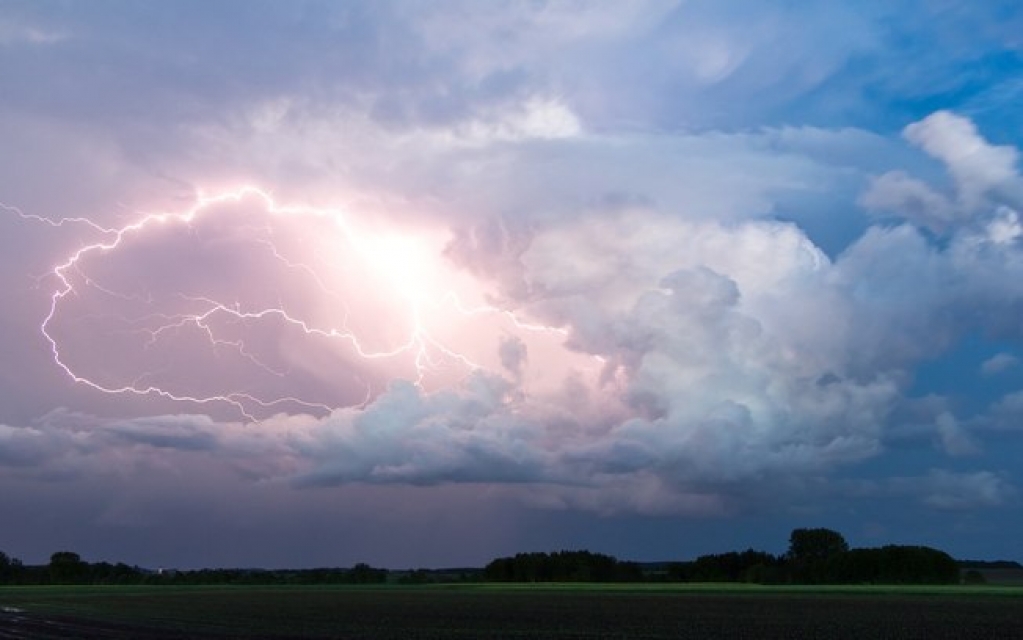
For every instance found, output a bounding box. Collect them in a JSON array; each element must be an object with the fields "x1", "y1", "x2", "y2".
[{"x1": 1, "y1": 0, "x2": 1022, "y2": 569}]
